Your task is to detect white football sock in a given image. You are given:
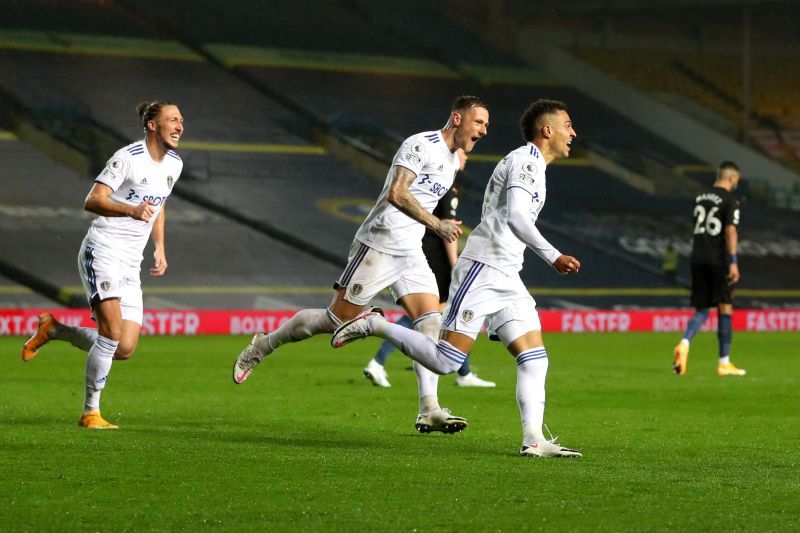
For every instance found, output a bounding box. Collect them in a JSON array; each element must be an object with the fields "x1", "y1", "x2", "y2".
[
  {"x1": 83, "y1": 335, "x2": 118, "y2": 414},
  {"x1": 375, "y1": 319, "x2": 464, "y2": 375},
  {"x1": 256, "y1": 308, "x2": 339, "y2": 354},
  {"x1": 53, "y1": 324, "x2": 98, "y2": 352},
  {"x1": 516, "y1": 347, "x2": 549, "y2": 444},
  {"x1": 413, "y1": 312, "x2": 442, "y2": 413},
  {"x1": 415, "y1": 364, "x2": 440, "y2": 413}
]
